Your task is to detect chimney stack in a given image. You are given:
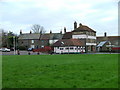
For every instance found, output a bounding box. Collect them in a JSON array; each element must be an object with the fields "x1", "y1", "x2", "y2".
[
  {"x1": 50, "y1": 30, "x2": 52, "y2": 34},
  {"x1": 104, "y1": 32, "x2": 107, "y2": 37},
  {"x1": 60, "y1": 30, "x2": 62, "y2": 34},
  {"x1": 74, "y1": 21, "x2": 77, "y2": 29},
  {"x1": 30, "y1": 30, "x2": 32, "y2": 34},
  {"x1": 20, "y1": 30, "x2": 22, "y2": 35},
  {"x1": 79, "y1": 23, "x2": 82, "y2": 27},
  {"x1": 64, "y1": 27, "x2": 66, "y2": 33}
]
